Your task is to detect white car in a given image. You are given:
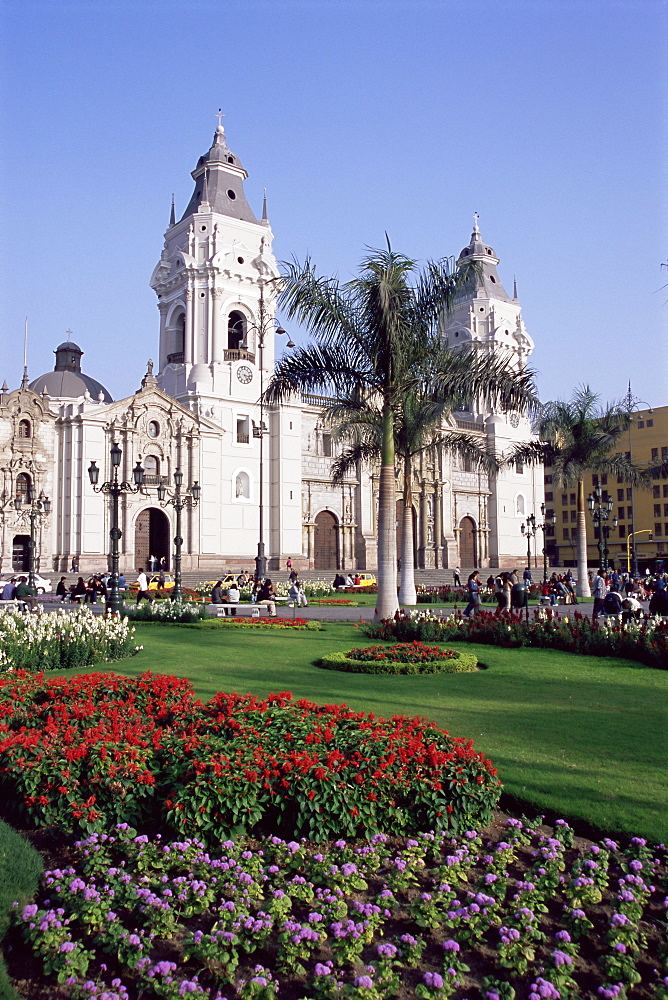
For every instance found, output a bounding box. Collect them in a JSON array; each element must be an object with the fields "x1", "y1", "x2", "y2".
[{"x1": 0, "y1": 574, "x2": 53, "y2": 595}]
